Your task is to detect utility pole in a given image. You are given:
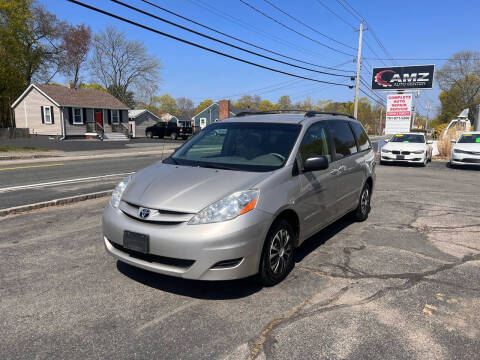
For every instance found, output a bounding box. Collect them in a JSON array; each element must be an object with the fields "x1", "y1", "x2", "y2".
[
  {"x1": 378, "y1": 107, "x2": 384, "y2": 135},
  {"x1": 353, "y1": 20, "x2": 364, "y2": 119},
  {"x1": 425, "y1": 100, "x2": 431, "y2": 134}
]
